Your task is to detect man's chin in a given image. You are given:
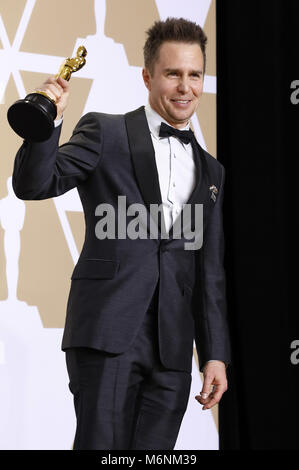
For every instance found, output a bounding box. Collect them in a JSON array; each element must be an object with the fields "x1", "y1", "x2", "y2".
[
  {"x1": 169, "y1": 106, "x2": 194, "y2": 120},
  {"x1": 167, "y1": 112, "x2": 193, "y2": 127}
]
